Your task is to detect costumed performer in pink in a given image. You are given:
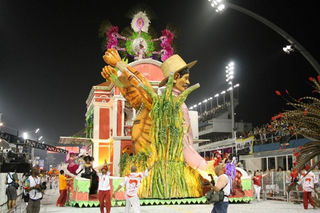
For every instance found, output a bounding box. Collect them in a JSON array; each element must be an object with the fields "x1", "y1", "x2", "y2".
[{"x1": 65, "y1": 151, "x2": 79, "y2": 175}]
